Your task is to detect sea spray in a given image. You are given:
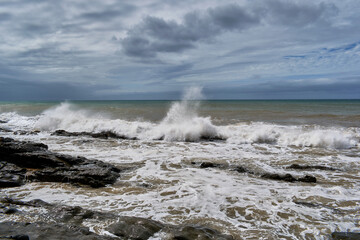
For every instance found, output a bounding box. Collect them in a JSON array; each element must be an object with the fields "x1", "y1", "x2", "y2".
[
  {"x1": 224, "y1": 123, "x2": 357, "y2": 149},
  {"x1": 150, "y1": 86, "x2": 221, "y2": 141},
  {"x1": 35, "y1": 102, "x2": 110, "y2": 131},
  {"x1": 6, "y1": 96, "x2": 356, "y2": 148}
]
